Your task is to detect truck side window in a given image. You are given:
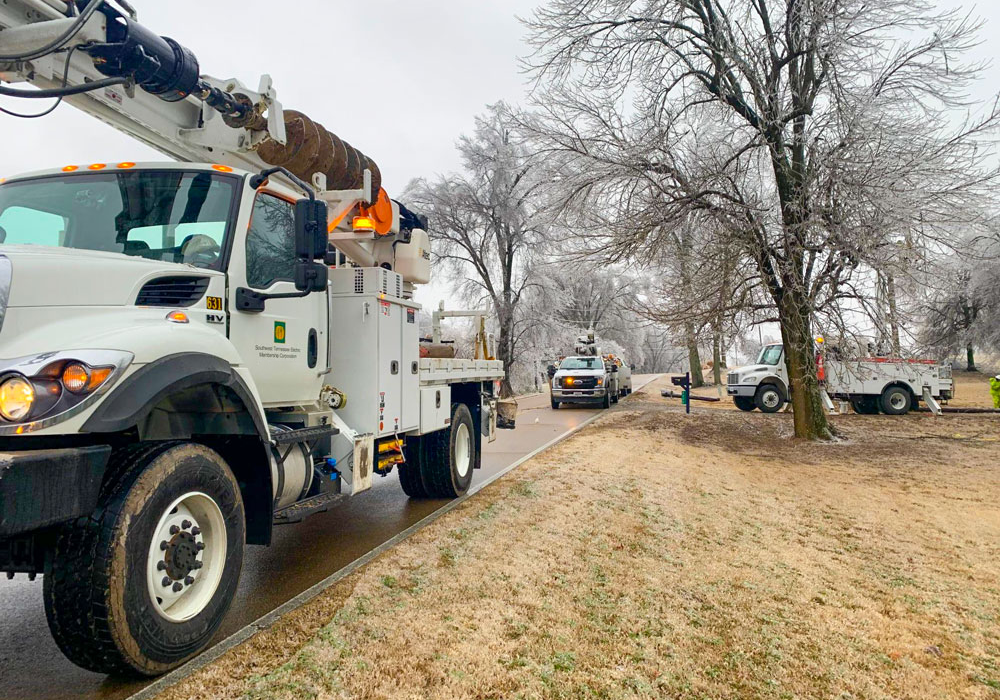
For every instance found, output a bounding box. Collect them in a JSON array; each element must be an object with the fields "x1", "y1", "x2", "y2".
[{"x1": 246, "y1": 193, "x2": 295, "y2": 288}]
